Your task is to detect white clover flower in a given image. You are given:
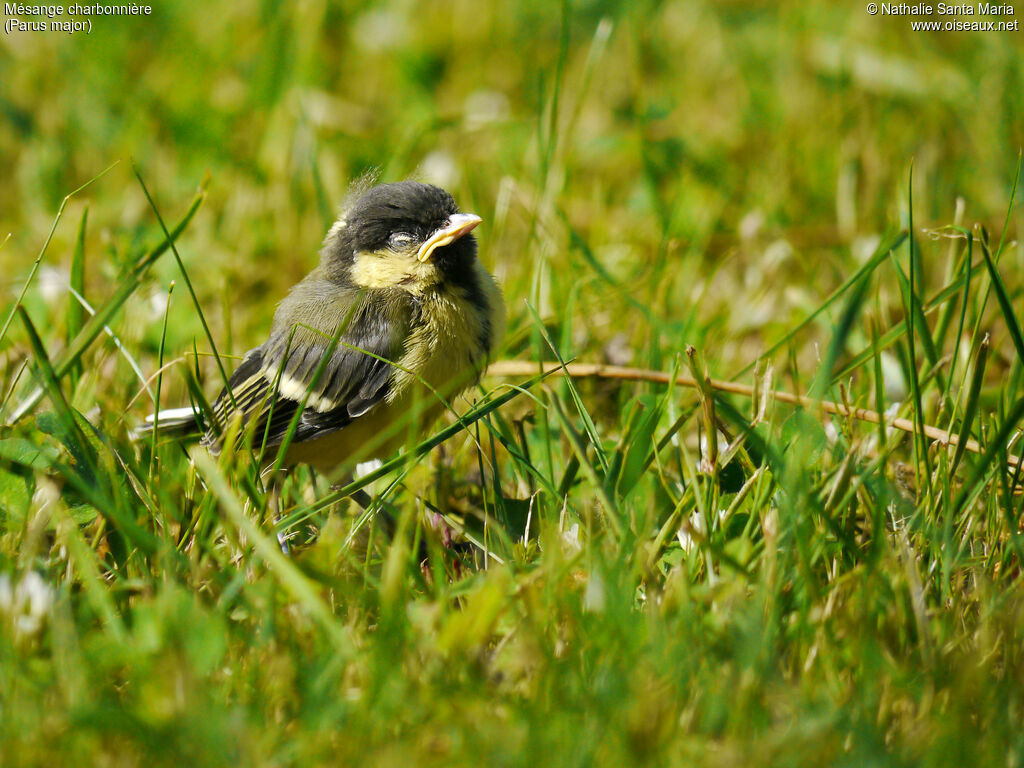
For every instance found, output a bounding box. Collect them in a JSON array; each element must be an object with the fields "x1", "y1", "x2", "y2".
[
  {"x1": 0, "y1": 571, "x2": 54, "y2": 639},
  {"x1": 419, "y1": 151, "x2": 461, "y2": 191},
  {"x1": 463, "y1": 90, "x2": 510, "y2": 130},
  {"x1": 37, "y1": 265, "x2": 68, "y2": 304},
  {"x1": 676, "y1": 509, "x2": 728, "y2": 552},
  {"x1": 676, "y1": 512, "x2": 705, "y2": 553}
]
